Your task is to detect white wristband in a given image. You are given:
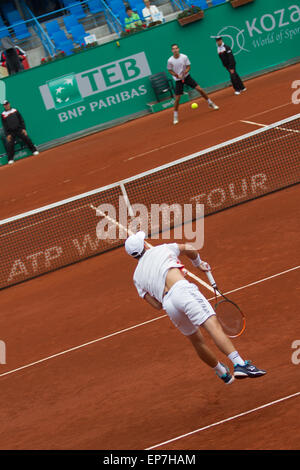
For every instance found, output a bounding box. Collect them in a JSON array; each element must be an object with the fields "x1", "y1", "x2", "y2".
[{"x1": 191, "y1": 254, "x2": 201, "y2": 267}]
